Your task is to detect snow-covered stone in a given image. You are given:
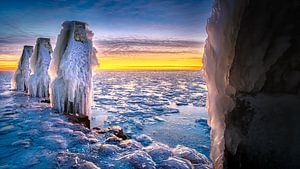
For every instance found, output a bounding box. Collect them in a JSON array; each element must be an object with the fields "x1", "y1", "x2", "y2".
[
  {"x1": 77, "y1": 160, "x2": 100, "y2": 169},
  {"x1": 50, "y1": 21, "x2": 98, "y2": 118},
  {"x1": 105, "y1": 135, "x2": 123, "y2": 144},
  {"x1": 135, "y1": 134, "x2": 153, "y2": 146},
  {"x1": 120, "y1": 150, "x2": 156, "y2": 169},
  {"x1": 57, "y1": 152, "x2": 100, "y2": 169},
  {"x1": 172, "y1": 145, "x2": 210, "y2": 166},
  {"x1": 119, "y1": 139, "x2": 143, "y2": 150},
  {"x1": 93, "y1": 143, "x2": 121, "y2": 155},
  {"x1": 157, "y1": 157, "x2": 193, "y2": 169},
  {"x1": 11, "y1": 46, "x2": 33, "y2": 92},
  {"x1": 28, "y1": 38, "x2": 52, "y2": 98},
  {"x1": 85, "y1": 136, "x2": 97, "y2": 144},
  {"x1": 143, "y1": 142, "x2": 172, "y2": 163}
]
